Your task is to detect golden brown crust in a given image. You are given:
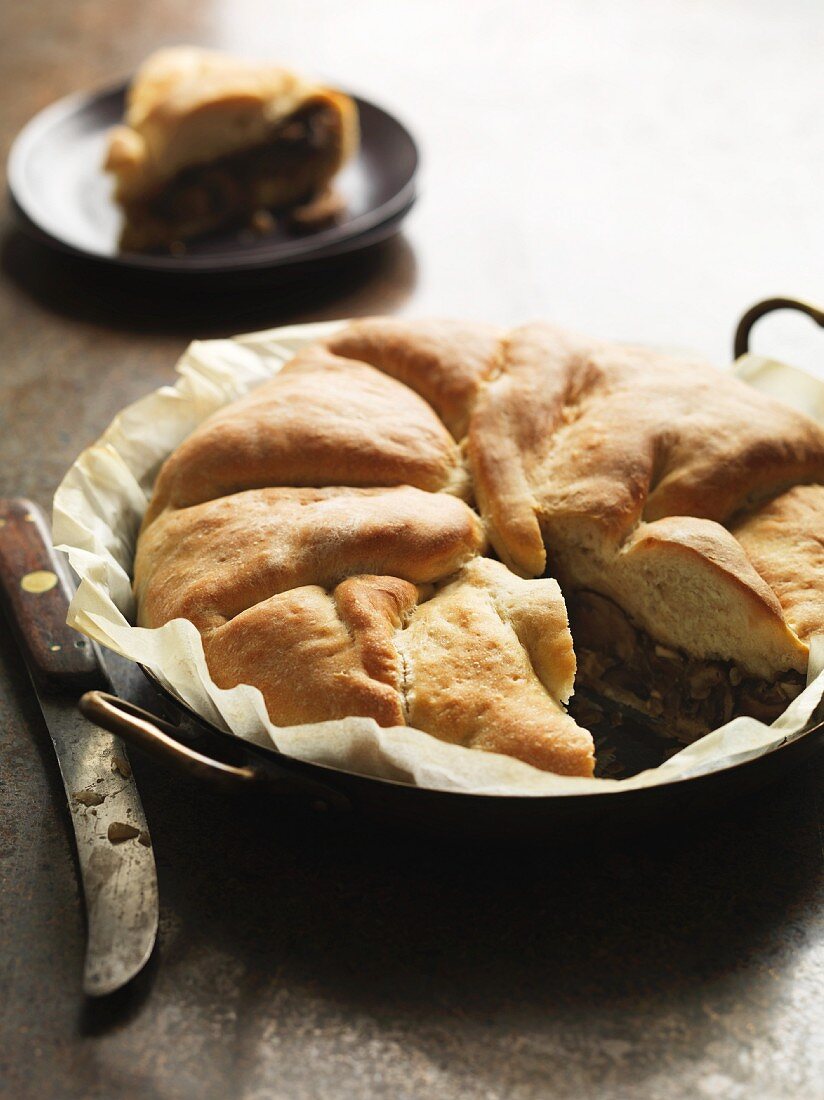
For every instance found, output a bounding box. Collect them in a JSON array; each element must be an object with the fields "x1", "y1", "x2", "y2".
[
  {"x1": 465, "y1": 322, "x2": 824, "y2": 676},
  {"x1": 469, "y1": 323, "x2": 824, "y2": 569},
  {"x1": 136, "y1": 316, "x2": 824, "y2": 772},
  {"x1": 144, "y1": 350, "x2": 468, "y2": 524},
  {"x1": 732, "y1": 483, "x2": 824, "y2": 643},
  {"x1": 136, "y1": 485, "x2": 485, "y2": 633},
  {"x1": 323, "y1": 318, "x2": 504, "y2": 438},
  {"x1": 203, "y1": 578, "x2": 417, "y2": 728},
  {"x1": 400, "y1": 560, "x2": 591, "y2": 776},
  {"x1": 468, "y1": 324, "x2": 618, "y2": 576},
  {"x1": 136, "y1": 482, "x2": 592, "y2": 771}
]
